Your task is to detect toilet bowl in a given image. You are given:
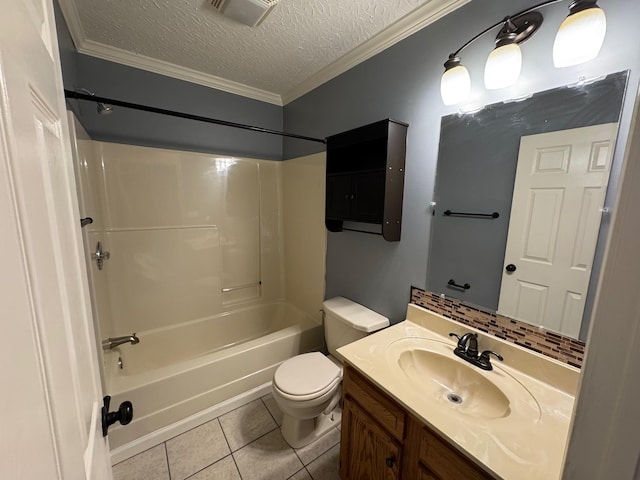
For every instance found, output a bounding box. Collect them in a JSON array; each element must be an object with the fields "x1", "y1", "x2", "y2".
[
  {"x1": 272, "y1": 352, "x2": 343, "y2": 447},
  {"x1": 272, "y1": 297, "x2": 389, "y2": 448}
]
